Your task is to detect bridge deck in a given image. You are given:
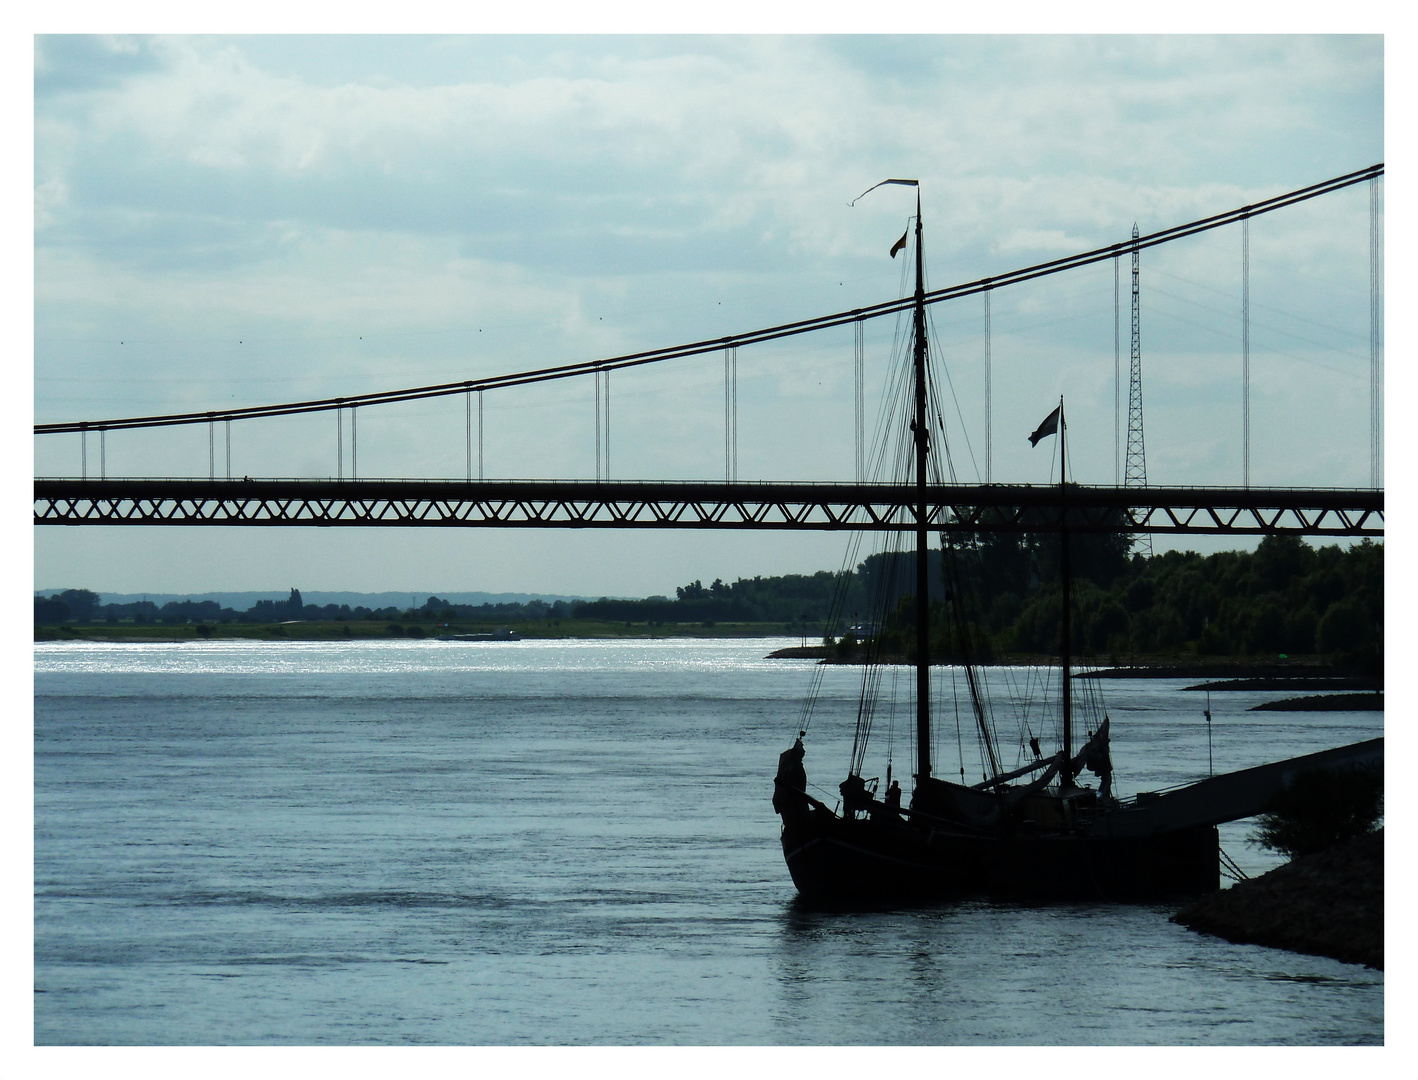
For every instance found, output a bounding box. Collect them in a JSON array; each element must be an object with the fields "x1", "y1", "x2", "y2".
[
  {"x1": 1089, "y1": 737, "x2": 1383, "y2": 837},
  {"x1": 34, "y1": 478, "x2": 1383, "y2": 535}
]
